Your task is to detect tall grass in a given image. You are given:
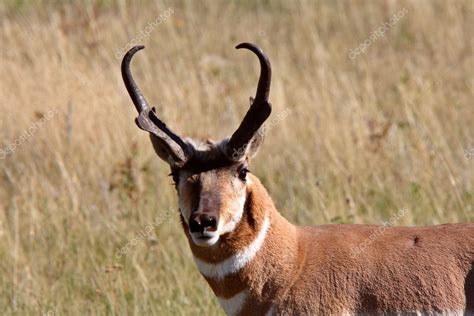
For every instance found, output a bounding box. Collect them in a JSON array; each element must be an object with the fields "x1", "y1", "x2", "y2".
[{"x1": 0, "y1": 0, "x2": 472, "y2": 314}]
